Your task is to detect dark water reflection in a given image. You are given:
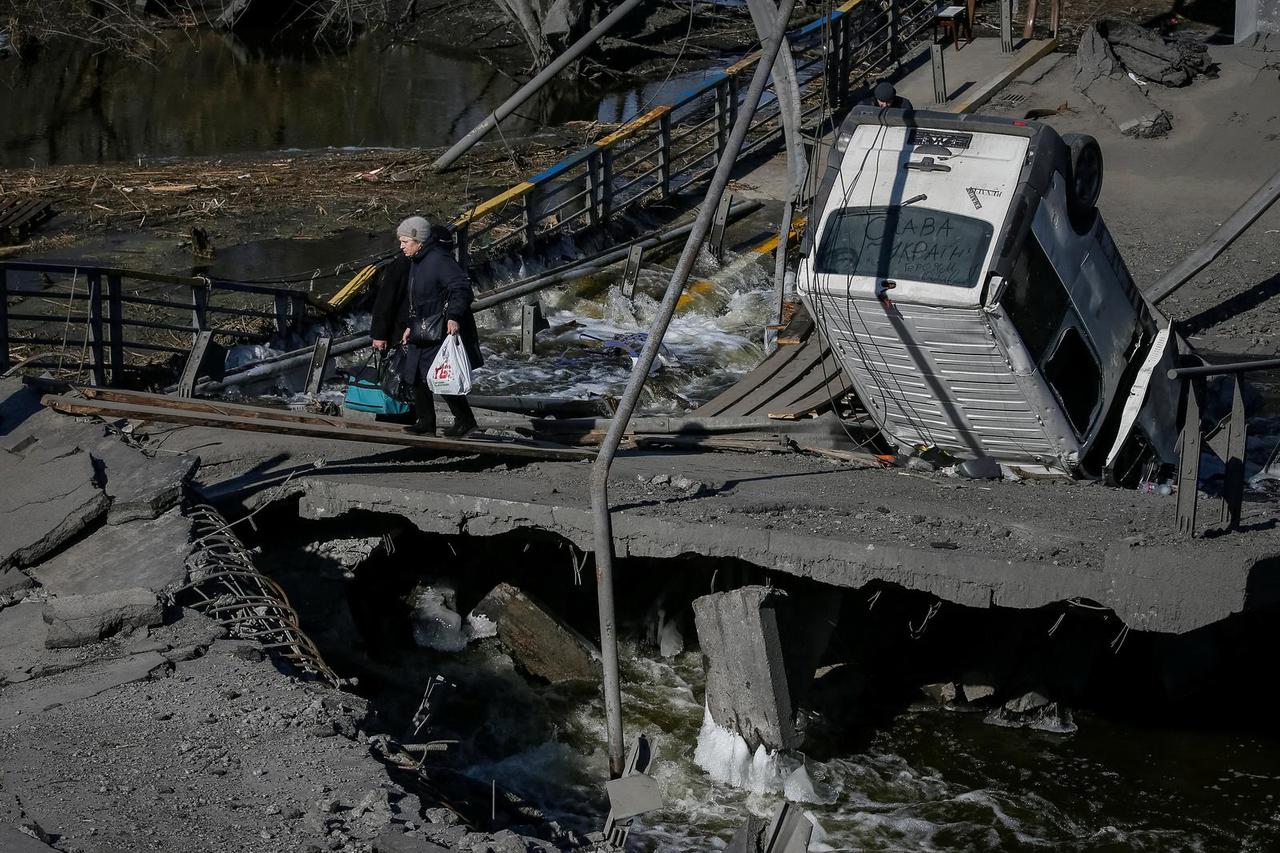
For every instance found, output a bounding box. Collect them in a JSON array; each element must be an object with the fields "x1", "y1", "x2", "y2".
[{"x1": 0, "y1": 30, "x2": 716, "y2": 169}]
